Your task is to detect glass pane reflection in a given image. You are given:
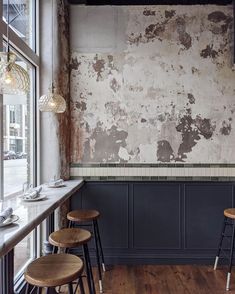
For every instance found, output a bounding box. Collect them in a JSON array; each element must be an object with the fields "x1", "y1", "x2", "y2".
[
  {"x1": 2, "y1": 0, "x2": 35, "y2": 50},
  {"x1": 3, "y1": 55, "x2": 34, "y2": 197},
  {"x1": 14, "y1": 231, "x2": 34, "y2": 277}
]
